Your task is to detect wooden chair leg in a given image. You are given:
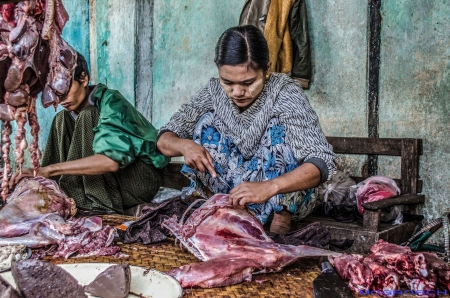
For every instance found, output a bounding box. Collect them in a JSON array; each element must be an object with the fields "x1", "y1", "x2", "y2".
[{"x1": 363, "y1": 209, "x2": 381, "y2": 232}]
